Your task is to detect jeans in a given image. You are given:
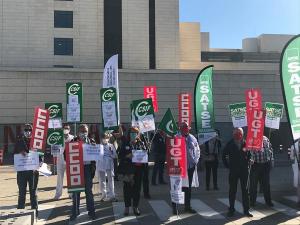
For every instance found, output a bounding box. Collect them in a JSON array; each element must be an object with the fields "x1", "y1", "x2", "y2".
[{"x1": 17, "y1": 170, "x2": 39, "y2": 209}]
